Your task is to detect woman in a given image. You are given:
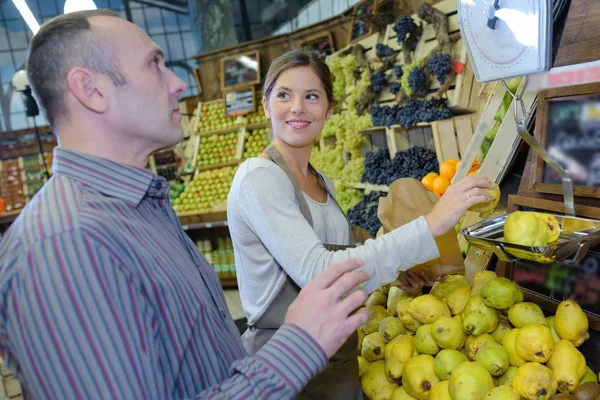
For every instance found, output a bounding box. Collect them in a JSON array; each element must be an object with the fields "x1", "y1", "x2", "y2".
[{"x1": 227, "y1": 50, "x2": 493, "y2": 399}]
